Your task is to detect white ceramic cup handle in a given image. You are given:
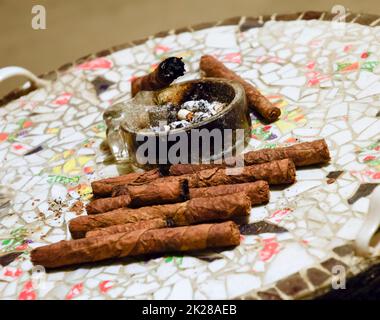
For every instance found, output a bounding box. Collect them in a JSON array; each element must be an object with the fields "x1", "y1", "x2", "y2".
[
  {"x1": 355, "y1": 185, "x2": 380, "y2": 257},
  {"x1": 0, "y1": 66, "x2": 50, "y2": 89}
]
